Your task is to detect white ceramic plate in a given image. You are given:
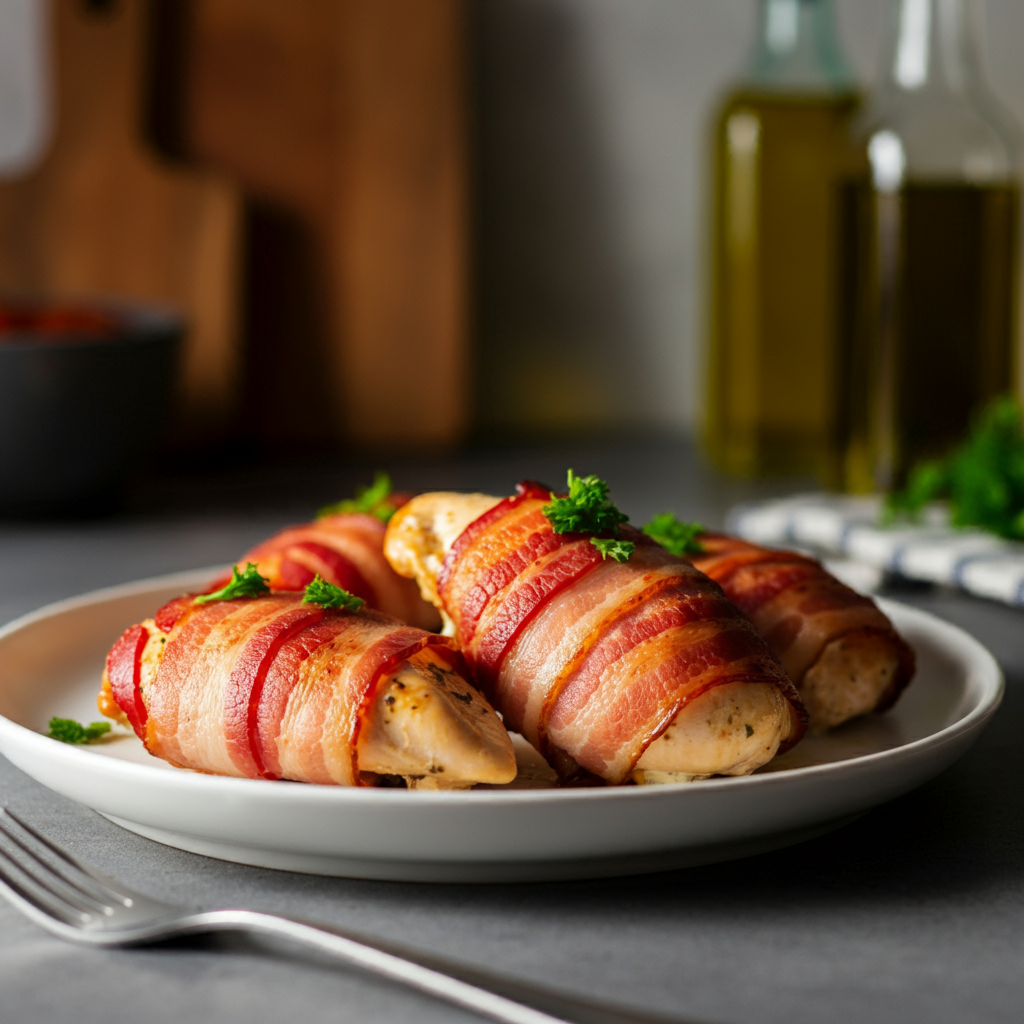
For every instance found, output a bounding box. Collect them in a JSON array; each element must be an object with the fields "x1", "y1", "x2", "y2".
[{"x1": 0, "y1": 570, "x2": 1004, "y2": 882}]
